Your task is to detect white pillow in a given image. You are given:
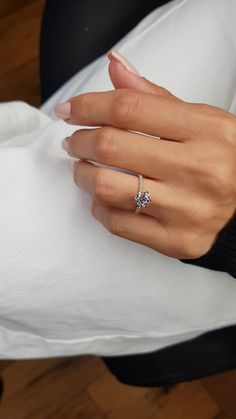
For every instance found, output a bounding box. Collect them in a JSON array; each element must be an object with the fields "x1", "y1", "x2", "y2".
[{"x1": 0, "y1": 0, "x2": 236, "y2": 359}]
